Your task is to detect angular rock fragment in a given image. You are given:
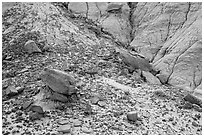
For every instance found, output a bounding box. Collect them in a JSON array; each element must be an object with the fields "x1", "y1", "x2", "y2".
[
  {"x1": 184, "y1": 94, "x2": 202, "y2": 107},
  {"x1": 5, "y1": 86, "x2": 19, "y2": 97},
  {"x1": 29, "y1": 111, "x2": 43, "y2": 121},
  {"x1": 29, "y1": 105, "x2": 44, "y2": 114},
  {"x1": 24, "y1": 40, "x2": 42, "y2": 54},
  {"x1": 40, "y1": 68, "x2": 77, "y2": 95},
  {"x1": 58, "y1": 125, "x2": 72, "y2": 133},
  {"x1": 49, "y1": 92, "x2": 69, "y2": 103},
  {"x1": 142, "y1": 71, "x2": 161, "y2": 85}
]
